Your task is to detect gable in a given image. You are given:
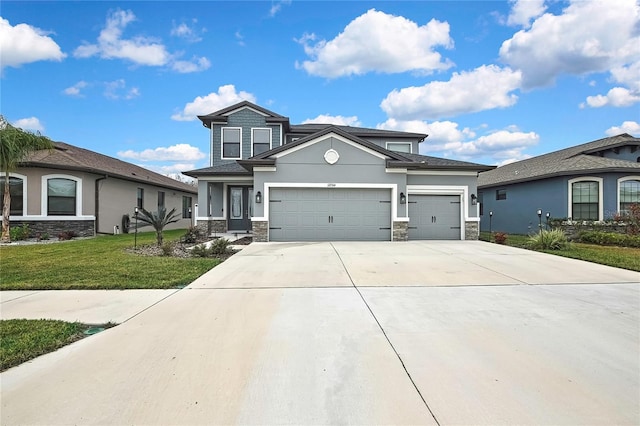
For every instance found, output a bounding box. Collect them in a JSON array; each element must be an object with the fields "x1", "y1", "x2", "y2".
[{"x1": 272, "y1": 133, "x2": 389, "y2": 165}]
